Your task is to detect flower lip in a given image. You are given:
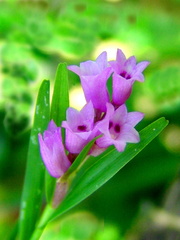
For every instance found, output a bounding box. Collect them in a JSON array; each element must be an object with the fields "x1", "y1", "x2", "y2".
[
  {"x1": 109, "y1": 123, "x2": 121, "y2": 140},
  {"x1": 114, "y1": 124, "x2": 121, "y2": 133},
  {"x1": 96, "y1": 103, "x2": 144, "y2": 152},
  {"x1": 120, "y1": 71, "x2": 131, "y2": 80},
  {"x1": 77, "y1": 125, "x2": 87, "y2": 132},
  {"x1": 109, "y1": 120, "x2": 121, "y2": 138}
]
